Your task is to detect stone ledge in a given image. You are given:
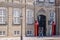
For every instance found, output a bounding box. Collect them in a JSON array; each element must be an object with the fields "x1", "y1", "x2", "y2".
[{"x1": 0, "y1": 37, "x2": 20, "y2": 40}]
